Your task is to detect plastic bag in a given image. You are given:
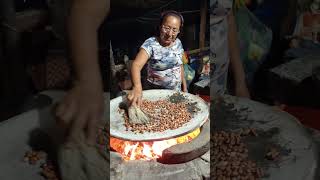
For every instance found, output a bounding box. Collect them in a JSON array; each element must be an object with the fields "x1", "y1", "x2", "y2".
[
  {"x1": 184, "y1": 64, "x2": 195, "y2": 88},
  {"x1": 233, "y1": 0, "x2": 273, "y2": 85}
]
